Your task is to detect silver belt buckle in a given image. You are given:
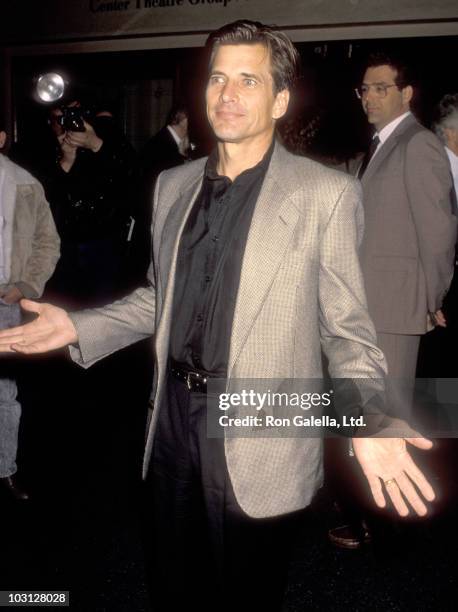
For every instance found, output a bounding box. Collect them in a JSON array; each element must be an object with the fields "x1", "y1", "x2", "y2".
[
  {"x1": 186, "y1": 371, "x2": 199, "y2": 390},
  {"x1": 186, "y1": 371, "x2": 206, "y2": 390}
]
